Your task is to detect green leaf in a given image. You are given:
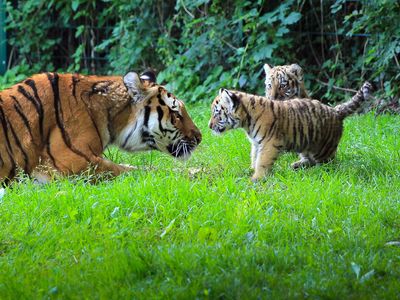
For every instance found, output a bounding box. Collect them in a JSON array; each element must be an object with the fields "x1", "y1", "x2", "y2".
[
  {"x1": 72, "y1": 0, "x2": 79, "y2": 12},
  {"x1": 75, "y1": 25, "x2": 85, "y2": 38},
  {"x1": 253, "y1": 45, "x2": 276, "y2": 62},
  {"x1": 331, "y1": 0, "x2": 345, "y2": 14},
  {"x1": 276, "y1": 26, "x2": 289, "y2": 37},
  {"x1": 360, "y1": 270, "x2": 375, "y2": 283},
  {"x1": 160, "y1": 218, "x2": 176, "y2": 238},
  {"x1": 259, "y1": 11, "x2": 278, "y2": 25},
  {"x1": 282, "y1": 12, "x2": 301, "y2": 25},
  {"x1": 351, "y1": 262, "x2": 361, "y2": 279},
  {"x1": 238, "y1": 75, "x2": 248, "y2": 88}
]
